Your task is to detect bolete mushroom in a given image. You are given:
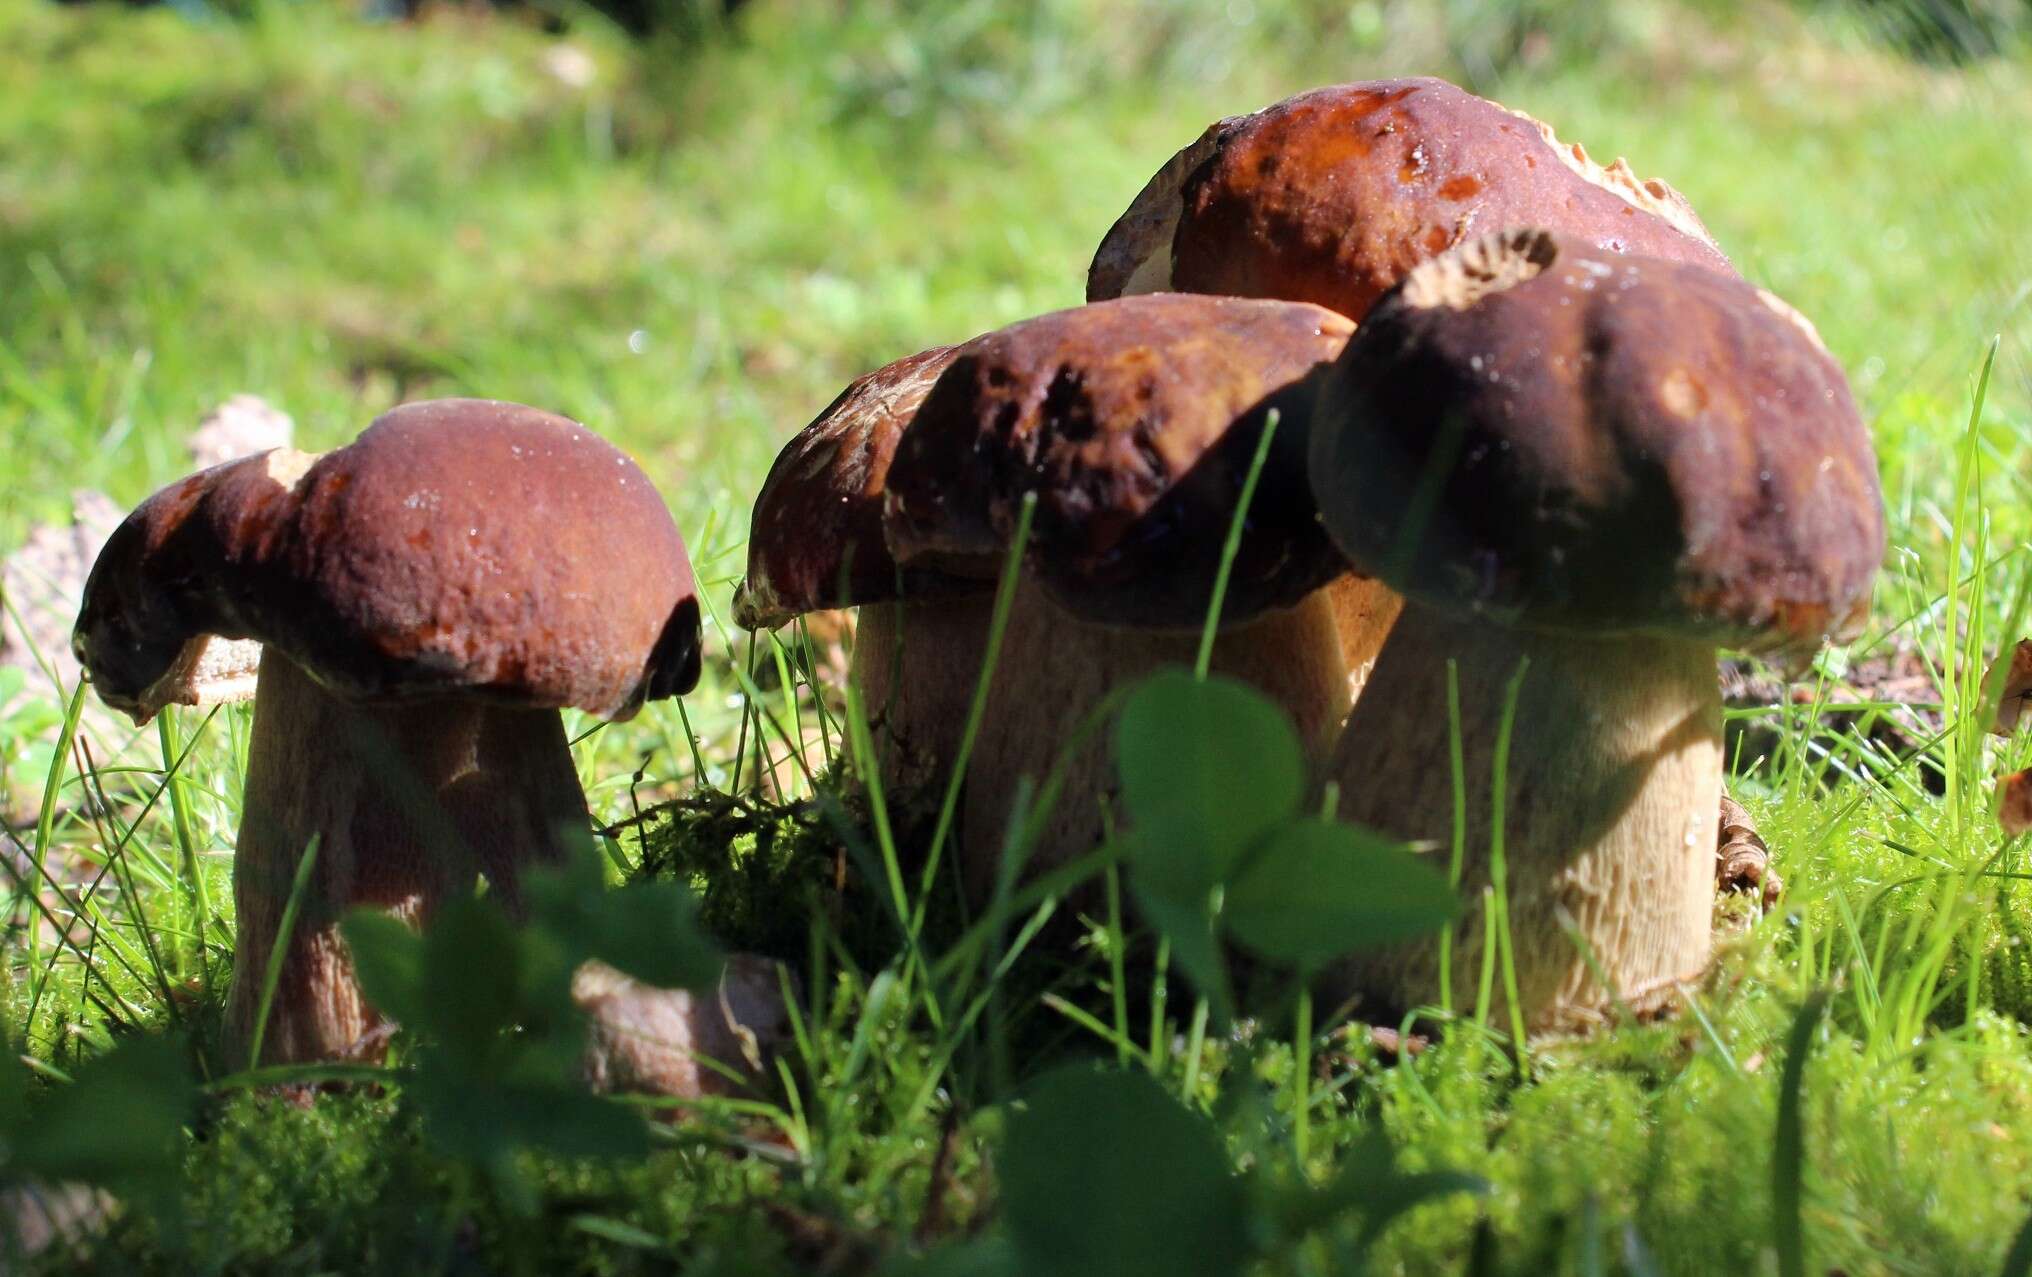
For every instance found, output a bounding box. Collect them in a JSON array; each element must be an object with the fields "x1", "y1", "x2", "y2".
[
  {"x1": 881, "y1": 292, "x2": 1364, "y2": 893},
  {"x1": 1990, "y1": 639, "x2": 2032, "y2": 735},
  {"x1": 732, "y1": 343, "x2": 996, "y2": 795},
  {"x1": 1308, "y1": 230, "x2": 1883, "y2": 1031},
  {"x1": 1085, "y1": 77, "x2": 1735, "y2": 702},
  {"x1": 1088, "y1": 77, "x2": 1732, "y2": 316},
  {"x1": 73, "y1": 399, "x2": 703, "y2": 1064}
]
